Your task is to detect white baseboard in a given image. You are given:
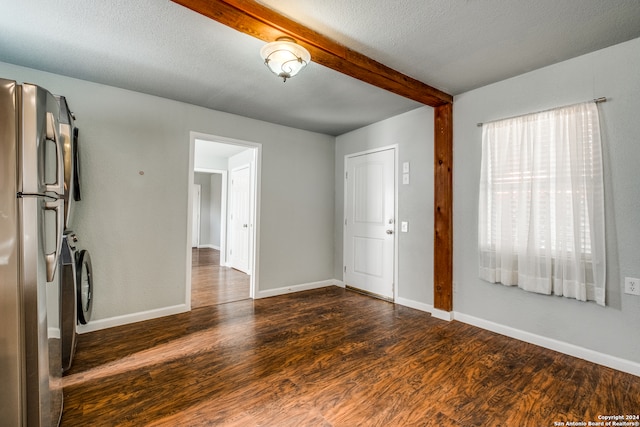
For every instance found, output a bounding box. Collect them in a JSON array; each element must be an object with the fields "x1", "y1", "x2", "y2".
[
  {"x1": 197, "y1": 244, "x2": 220, "y2": 250},
  {"x1": 77, "y1": 280, "x2": 340, "y2": 333},
  {"x1": 74, "y1": 286, "x2": 639, "y2": 376},
  {"x1": 389, "y1": 296, "x2": 639, "y2": 376},
  {"x1": 395, "y1": 297, "x2": 433, "y2": 314},
  {"x1": 255, "y1": 279, "x2": 341, "y2": 299},
  {"x1": 395, "y1": 297, "x2": 452, "y2": 321},
  {"x1": 76, "y1": 304, "x2": 189, "y2": 334},
  {"x1": 454, "y1": 312, "x2": 640, "y2": 377},
  {"x1": 431, "y1": 308, "x2": 454, "y2": 321}
]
